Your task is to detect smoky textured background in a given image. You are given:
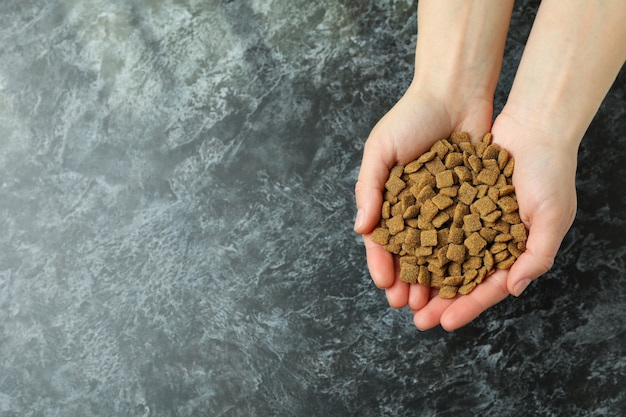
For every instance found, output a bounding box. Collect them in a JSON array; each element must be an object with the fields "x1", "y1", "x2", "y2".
[{"x1": 1, "y1": 1, "x2": 625, "y2": 416}]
